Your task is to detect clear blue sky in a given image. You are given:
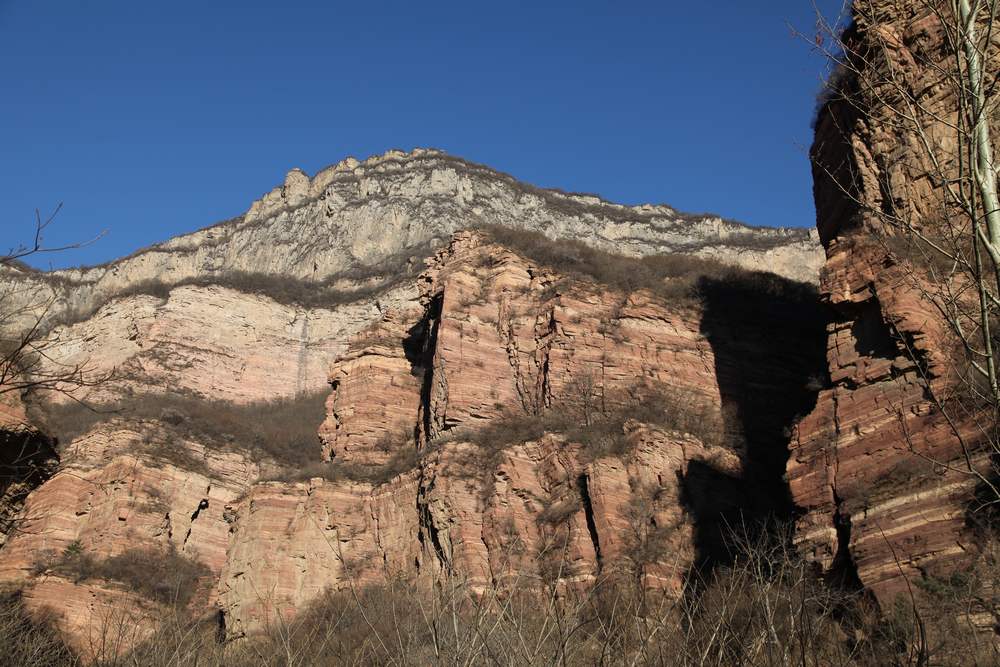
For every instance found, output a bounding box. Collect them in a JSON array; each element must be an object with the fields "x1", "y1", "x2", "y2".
[{"x1": 1, "y1": 1, "x2": 847, "y2": 269}]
